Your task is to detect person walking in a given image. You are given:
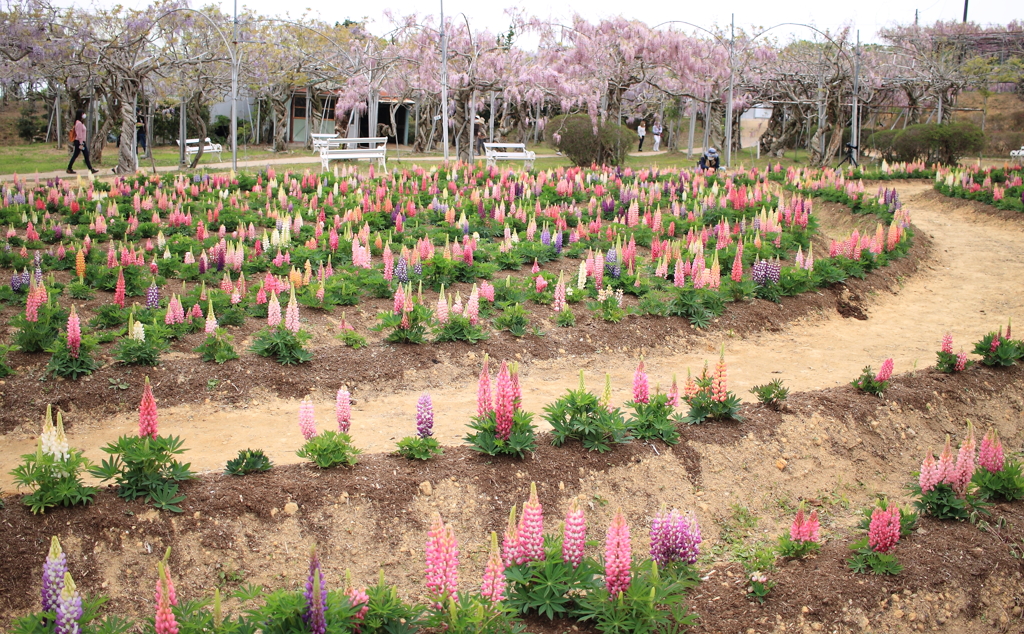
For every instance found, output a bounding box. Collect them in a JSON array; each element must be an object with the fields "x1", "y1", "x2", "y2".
[
  {"x1": 67, "y1": 111, "x2": 98, "y2": 175},
  {"x1": 651, "y1": 120, "x2": 663, "y2": 152},
  {"x1": 636, "y1": 121, "x2": 646, "y2": 152}
]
